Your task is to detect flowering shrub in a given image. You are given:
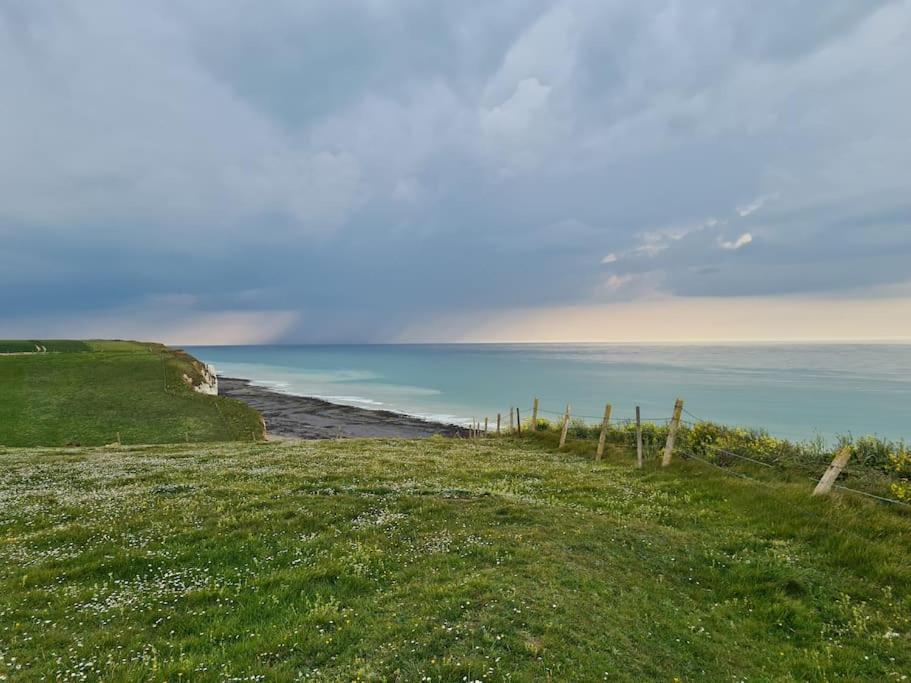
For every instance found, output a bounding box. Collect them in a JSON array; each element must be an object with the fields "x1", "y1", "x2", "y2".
[
  {"x1": 533, "y1": 418, "x2": 552, "y2": 432},
  {"x1": 842, "y1": 434, "x2": 902, "y2": 469},
  {"x1": 888, "y1": 448, "x2": 911, "y2": 501},
  {"x1": 686, "y1": 423, "x2": 801, "y2": 466}
]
